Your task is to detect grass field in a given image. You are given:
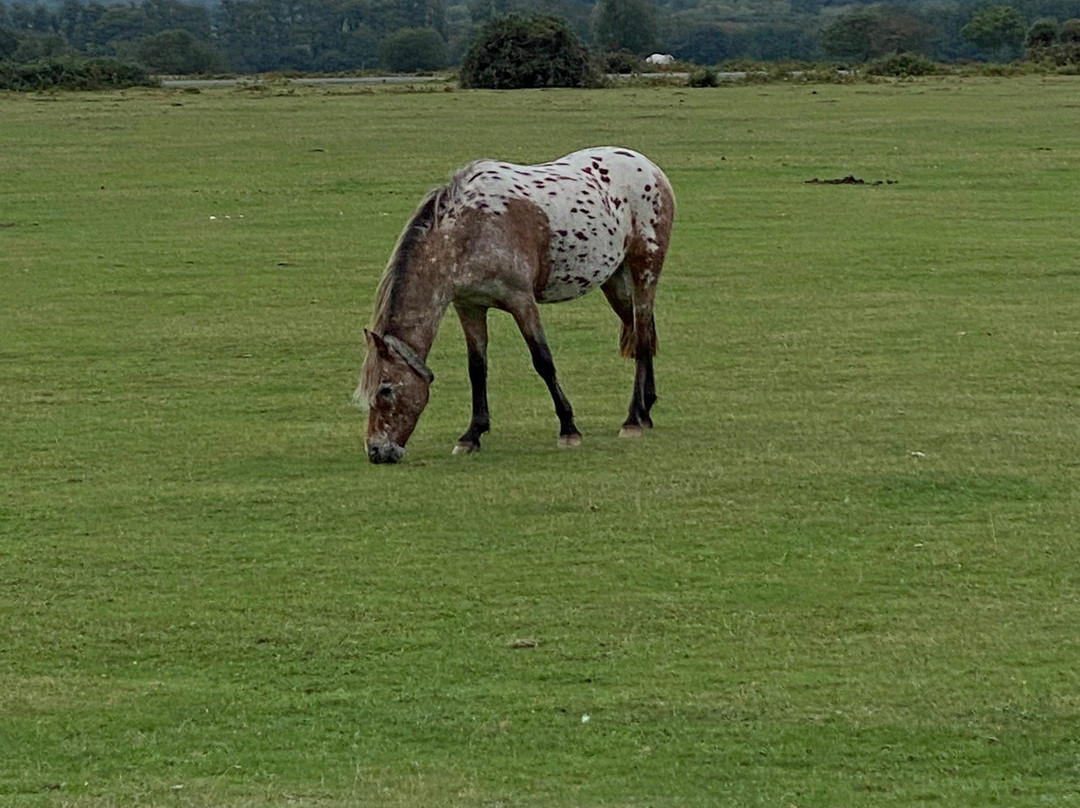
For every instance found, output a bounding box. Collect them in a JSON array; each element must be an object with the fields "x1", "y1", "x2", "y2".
[{"x1": 2, "y1": 76, "x2": 1079, "y2": 807}]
